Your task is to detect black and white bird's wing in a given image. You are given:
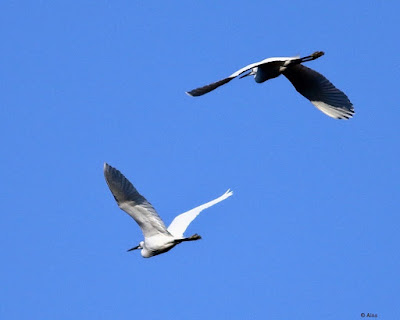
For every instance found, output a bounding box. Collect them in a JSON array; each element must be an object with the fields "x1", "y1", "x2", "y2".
[
  {"x1": 186, "y1": 77, "x2": 234, "y2": 97},
  {"x1": 104, "y1": 163, "x2": 169, "y2": 238},
  {"x1": 167, "y1": 189, "x2": 233, "y2": 238},
  {"x1": 282, "y1": 64, "x2": 354, "y2": 119},
  {"x1": 186, "y1": 56, "x2": 297, "y2": 97},
  {"x1": 230, "y1": 56, "x2": 298, "y2": 77}
]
